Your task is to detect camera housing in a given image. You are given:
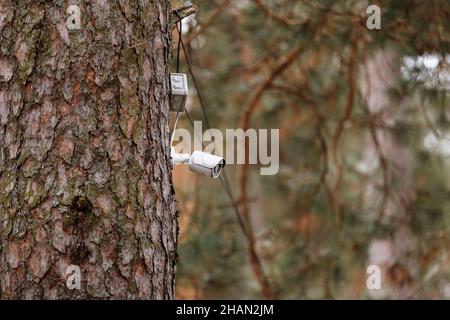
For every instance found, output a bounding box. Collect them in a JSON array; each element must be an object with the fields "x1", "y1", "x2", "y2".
[
  {"x1": 171, "y1": 148, "x2": 226, "y2": 179},
  {"x1": 189, "y1": 151, "x2": 226, "y2": 179}
]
